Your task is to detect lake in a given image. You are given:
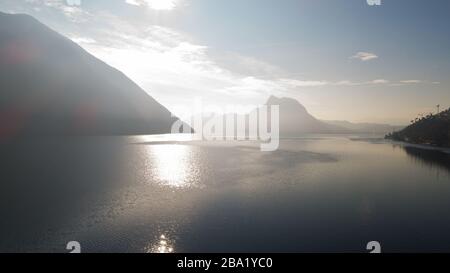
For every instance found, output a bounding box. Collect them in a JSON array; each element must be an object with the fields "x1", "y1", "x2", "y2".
[{"x1": 1, "y1": 135, "x2": 450, "y2": 253}]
